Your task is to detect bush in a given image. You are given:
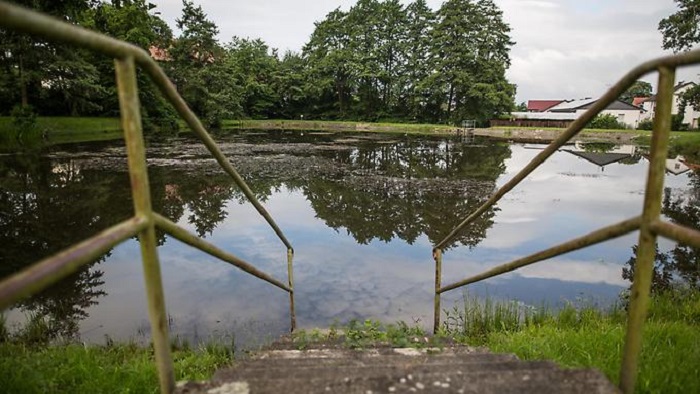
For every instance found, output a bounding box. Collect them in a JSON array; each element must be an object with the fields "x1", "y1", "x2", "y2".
[
  {"x1": 672, "y1": 114, "x2": 689, "y2": 131},
  {"x1": 587, "y1": 114, "x2": 626, "y2": 129},
  {"x1": 637, "y1": 118, "x2": 654, "y2": 130},
  {"x1": 10, "y1": 104, "x2": 38, "y2": 133}
]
